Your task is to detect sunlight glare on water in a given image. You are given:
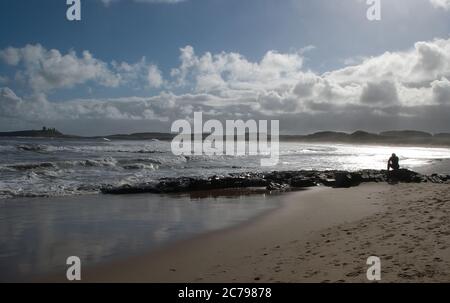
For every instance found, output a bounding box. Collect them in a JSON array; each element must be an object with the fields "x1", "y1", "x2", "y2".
[{"x1": 1, "y1": 138, "x2": 450, "y2": 198}]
